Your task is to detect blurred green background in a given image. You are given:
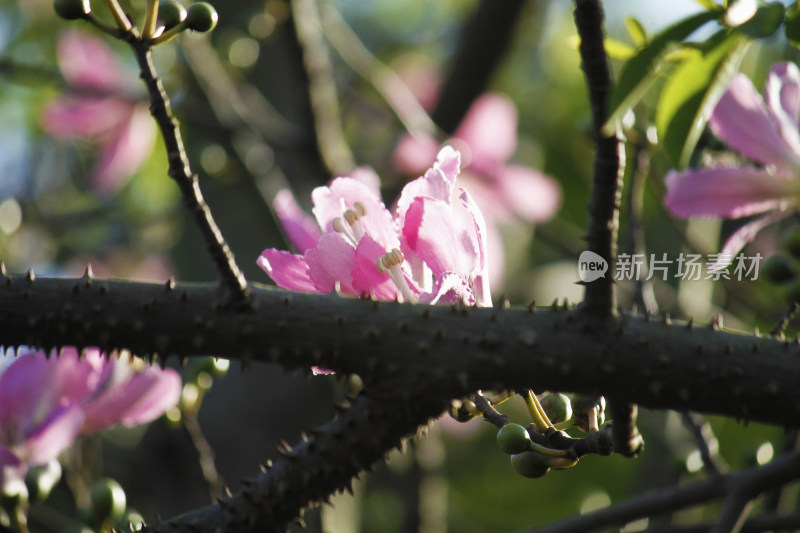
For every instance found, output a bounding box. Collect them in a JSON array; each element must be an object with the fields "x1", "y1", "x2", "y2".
[{"x1": 1, "y1": 0, "x2": 799, "y2": 531}]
